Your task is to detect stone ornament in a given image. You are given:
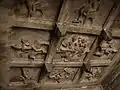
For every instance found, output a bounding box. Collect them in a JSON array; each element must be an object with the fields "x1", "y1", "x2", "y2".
[
  {"x1": 12, "y1": 0, "x2": 46, "y2": 18},
  {"x1": 94, "y1": 40, "x2": 118, "y2": 57},
  {"x1": 58, "y1": 35, "x2": 90, "y2": 62},
  {"x1": 48, "y1": 67, "x2": 76, "y2": 83},
  {"x1": 80, "y1": 67, "x2": 103, "y2": 83},
  {"x1": 11, "y1": 38, "x2": 47, "y2": 60},
  {"x1": 73, "y1": 0, "x2": 101, "y2": 25}
]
